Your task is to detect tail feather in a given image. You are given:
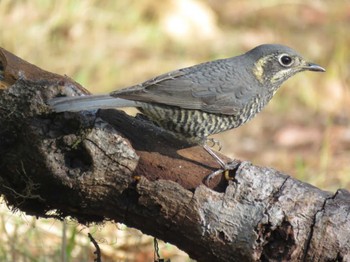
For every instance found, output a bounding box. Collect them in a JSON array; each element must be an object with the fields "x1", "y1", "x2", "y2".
[{"x1": 48, "y1": 95, "x2": 138, "y2": 112}]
